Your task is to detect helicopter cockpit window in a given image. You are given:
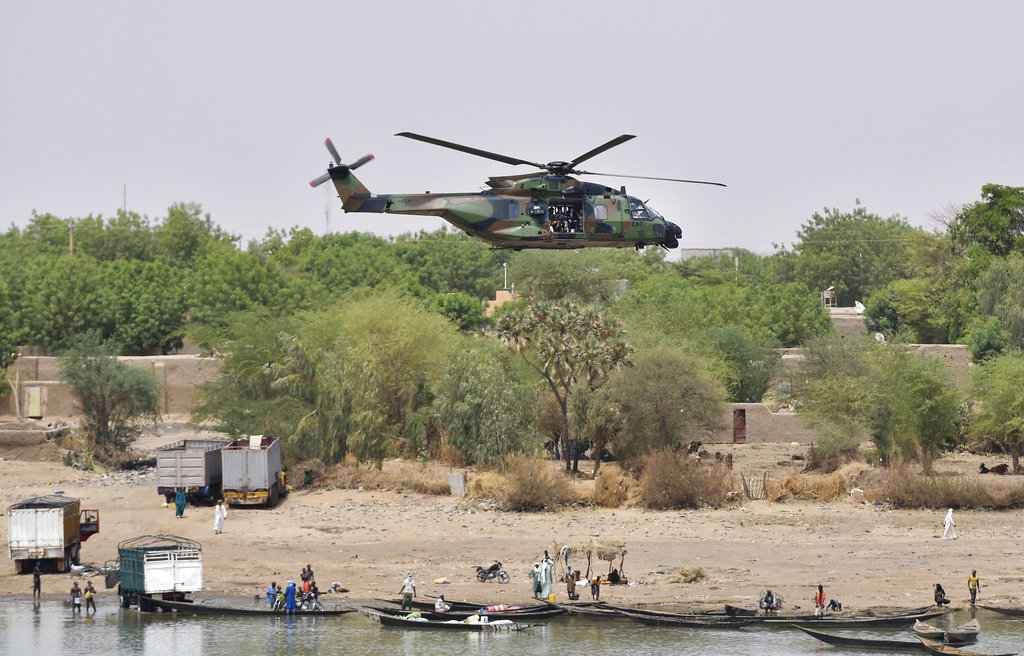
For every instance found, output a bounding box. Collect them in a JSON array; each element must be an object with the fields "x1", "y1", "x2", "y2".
[{"x1": 629, "y1": 199, "x2": 650, "y2": 221}]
